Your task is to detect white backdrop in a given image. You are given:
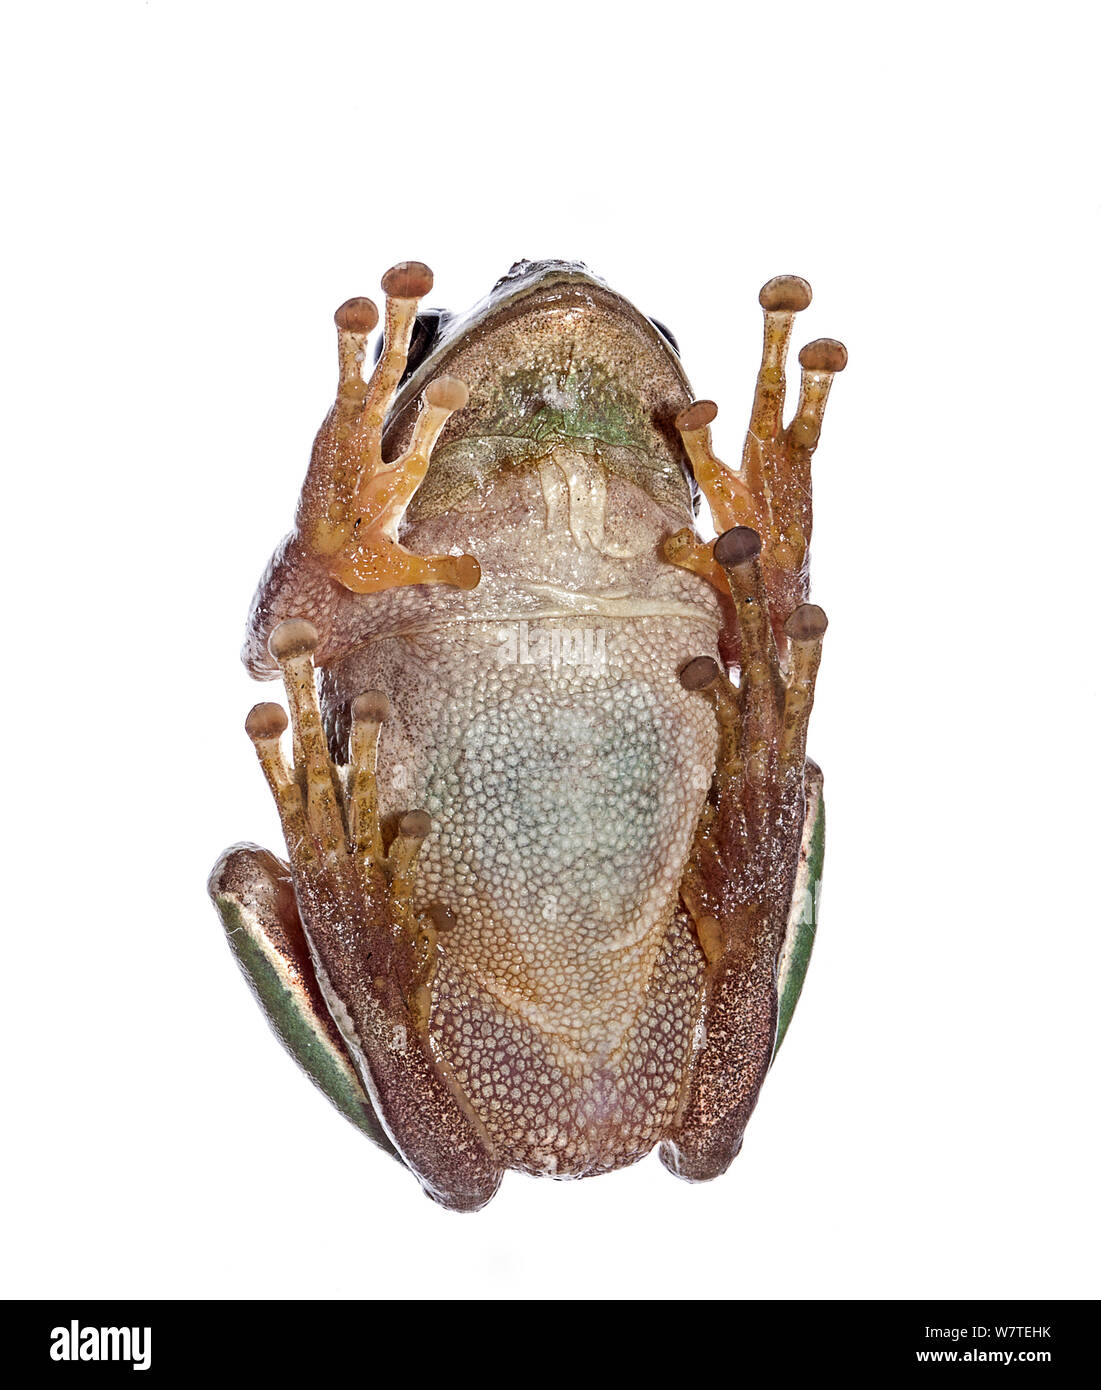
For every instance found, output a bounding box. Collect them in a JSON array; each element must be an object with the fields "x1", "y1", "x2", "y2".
[{"x1": 3, "y1": 1, "x2": 1098, "y2": 1300}]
